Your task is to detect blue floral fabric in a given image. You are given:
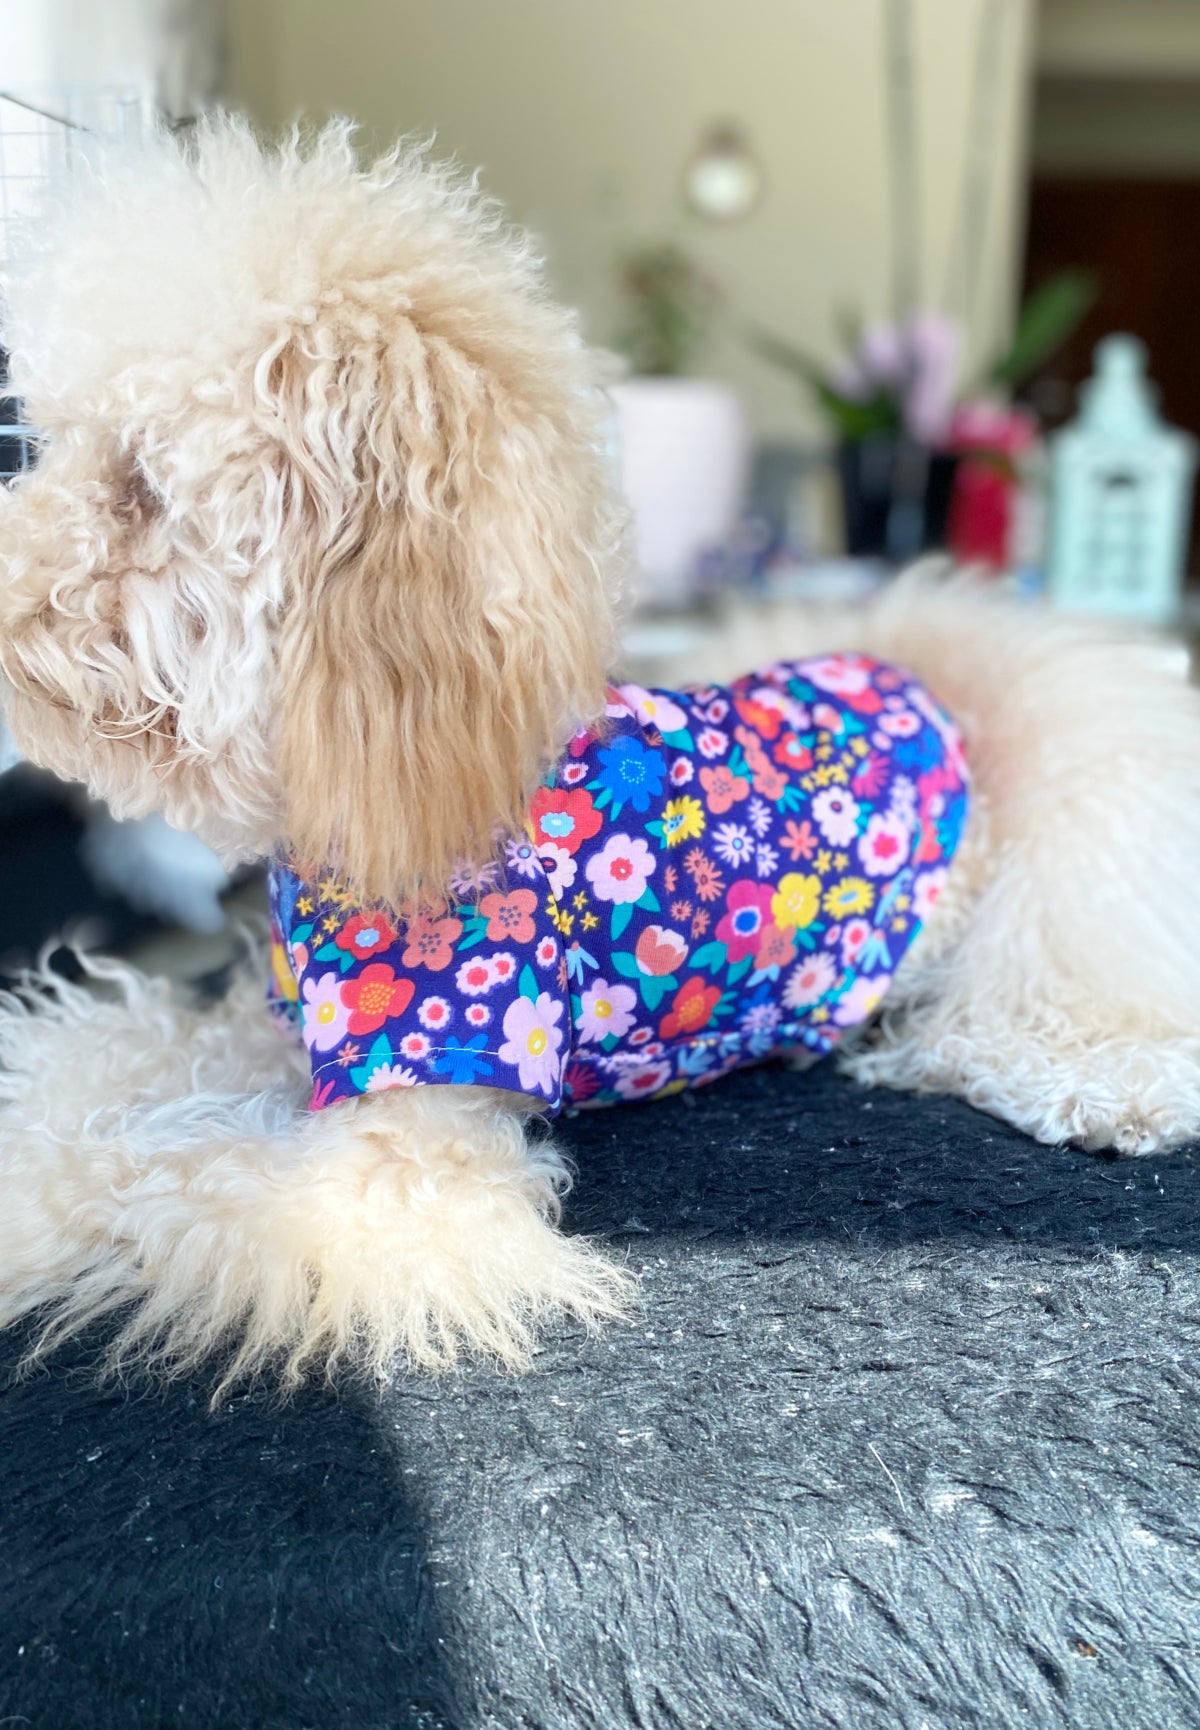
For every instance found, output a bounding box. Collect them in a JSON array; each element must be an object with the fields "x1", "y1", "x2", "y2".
[{"x1": 268, "y1": 655, "x2": 969, "y2": 1114}]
